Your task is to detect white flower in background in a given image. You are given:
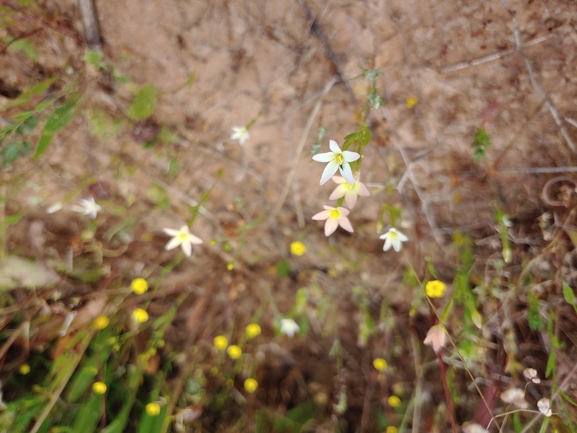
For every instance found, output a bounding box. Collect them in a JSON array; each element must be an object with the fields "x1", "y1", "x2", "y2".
[
  {"x1": 537, "y1": 398, "x2": 552, "y2": 417},
  {"x1": 312, "y1": 206, "x2": 354, "y2": 237},
  {"x1": 280, "y1": 318, "x2": 300, "y2": 338},
  {"x1": 46, "y1": 202, "x2": 63, "y2": 214},
  {"x1": 462, "y1": 423, "x2": 489, "y2": 433},
  {"x1": 72, "y1": 197, "x2": 102, "y2": 219},
  {"x1": 163, "y1": 225, "x2": 203, "y2": 257},
  {"x1": 380, "y1": 228, "x2": 408, "y2": 252},
  {"x1": 523, "y1": 368, "x2": 541, "y2": 384},
  {"x1": 500, "y1": 388, "x2": 528, "y2": 409},
  {"x1": 312, "y1": 140, "x2": 360, "y2": 186},
  {"x1": 231, "y1": 126, "x2": 250, "y2": 145},
  {"x1": 329, "y1": 175, "x2": 370, "y2": 209}
]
